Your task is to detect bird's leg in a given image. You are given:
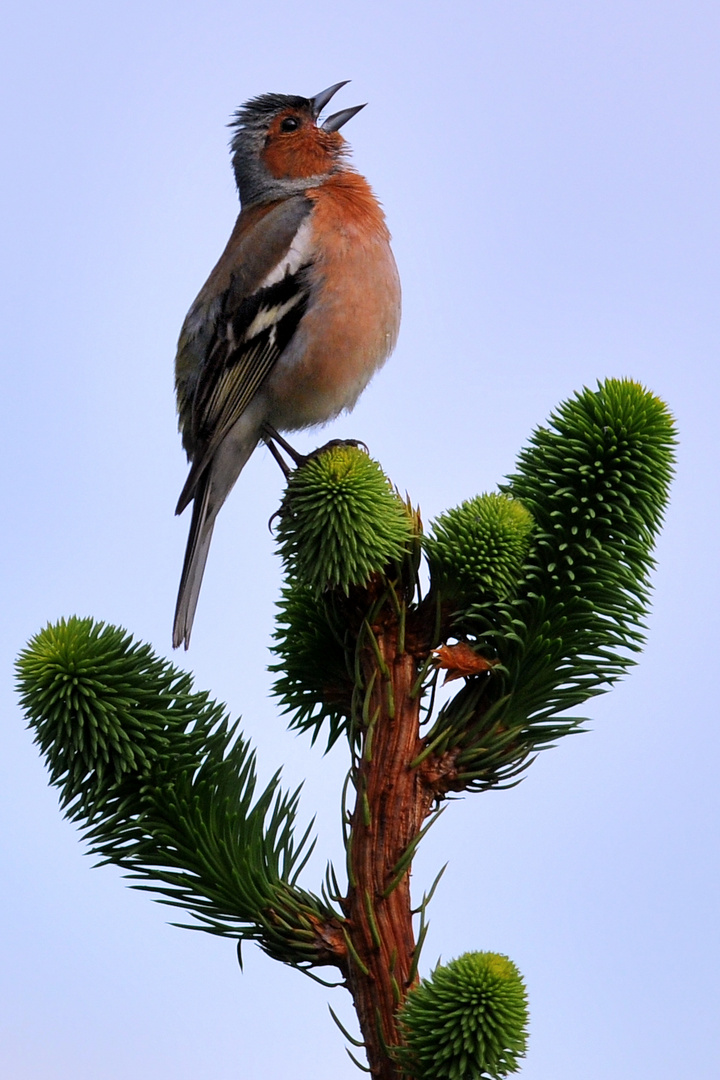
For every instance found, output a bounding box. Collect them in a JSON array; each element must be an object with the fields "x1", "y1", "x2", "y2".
[
  {"x1": 262, "y1": 424, "x2": 307, "y2": 468},
  {"x1": 263, "y1": 423, "x2": 370, "y2": 477},
  {"x1": 263, "y1": 432, "x2": 293, "y2": 478}
]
